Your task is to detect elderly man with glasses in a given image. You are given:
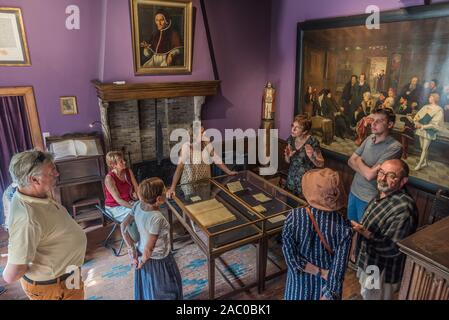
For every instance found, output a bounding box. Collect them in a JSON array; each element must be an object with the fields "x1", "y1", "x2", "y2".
[
  {"x1": 351, "y1": 159, "x2": 417, "y2": 300},
  {"x1": 2, "y1": 150, "x2": 87, "y2": 300}
]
